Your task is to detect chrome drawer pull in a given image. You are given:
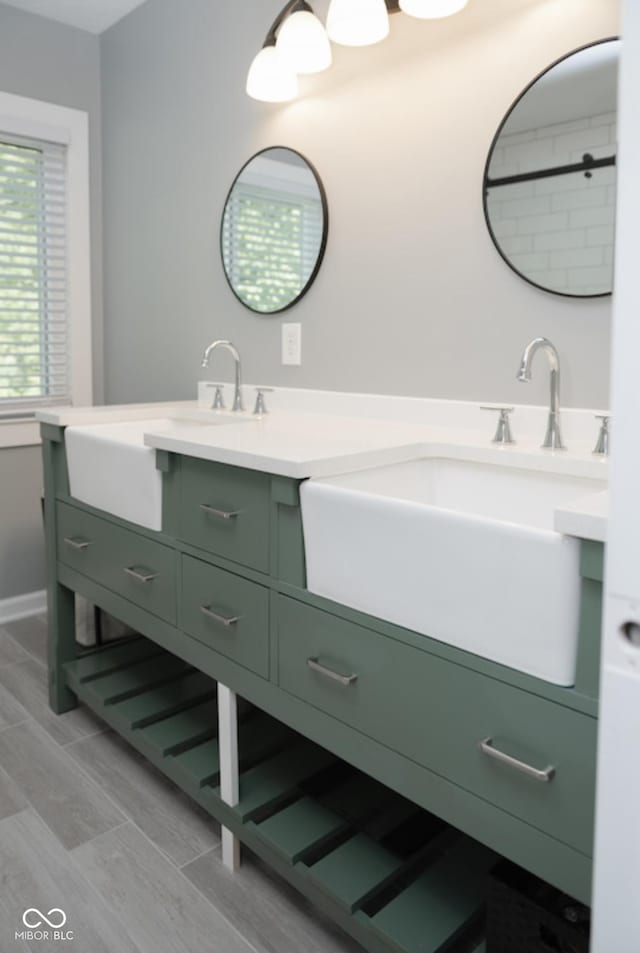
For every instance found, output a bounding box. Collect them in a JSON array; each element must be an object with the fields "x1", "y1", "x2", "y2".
[
  {"x1": 200, "y1": 504, "x2": 242, "y2": 521},
  {"x1": 124, "y1": 567, "x2": 159, "y2": 584},
  {"x1": 64, "y1": 536, "x2": 91, "y2": 551},
  {"x1": 307, "y1": 657, "x2": 358, "y2": 687},
  {"x1": 479, "y1": 737, "x2": 555, "y2": 783},
  {"x1": 200, "y1": 604, "x2": 241, "y2": 628}
]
